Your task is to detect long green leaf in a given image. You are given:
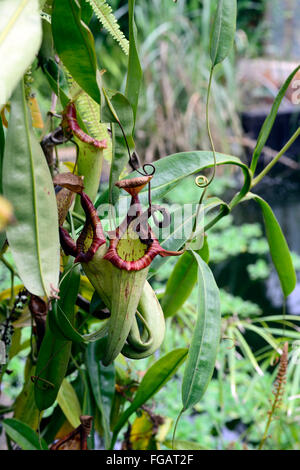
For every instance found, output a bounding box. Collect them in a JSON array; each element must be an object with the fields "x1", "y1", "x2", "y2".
[
  {"x1": 3, "y1": 418, "x2": 47, "y2": 450},
  {"x1": 265, "y1": 328, "x2": 300, "y2": 340},
  {"x1": 232, "y1": 327, "x2": 263, "y2": 376},
  {"x1": 125, "y1": 0, "x2": 142, "y2": 126},
  {"x1": 149, "y1": 197, "x2": 229, "y2": 278},
  {"x1": 57, "y1": 378, "x2": 82, "y2": 428},
  {"x1": 245, "y1": 193, "x2": 296, "y2": 297},
  {"x1": 80, "y1": 0, "x2": 94, "y2": 25},
  {"x1": 181, "y1": 251, "x2": 221, "y2": 410},
  {"x1": 250, "y1": 65, "x2": 300, "y2": 173},
  {"x1": 2, "y1": 81, "x2": 59, "y2": 297},
  {"x1": 240, "y1": 322, "x2": 281, "y2": 353},
  {"x1": 14, "y1": 361, "x2": 40, "y2": 430},
  {"x1": 210, "y1": 0, "x2": 237, "y2": 66},
  {"x1": 111, "y1": 348, "x2": 187, "y2": 449},
  {"x1": 161, "y1": 237, "x2": 209, "y2": 318},
  {"x1": 0, "y1": 0, "x2": 42, "y2": 106},
  {"x1": 253, "y1": 315, "x2": 300, "y2": 323},
  {"x1": 86, "y1": 339, "x2": 115, "y2": 449},
  {"x1": 34, "y1": 265, "x2": 80, "y2": 411},
  {"x1": 95, "y1": 151, "x2": 251, "y2": 208},
  {"x1": 52, "y1": 0, "x2": 100, "y2": 103}
]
